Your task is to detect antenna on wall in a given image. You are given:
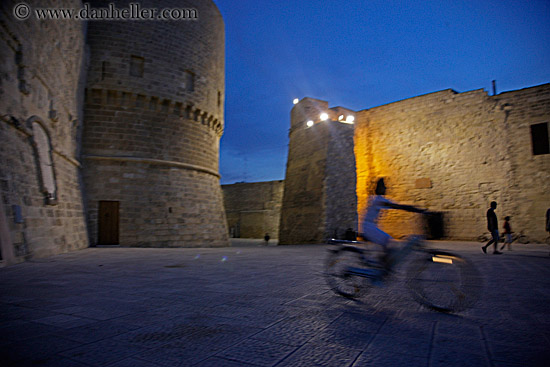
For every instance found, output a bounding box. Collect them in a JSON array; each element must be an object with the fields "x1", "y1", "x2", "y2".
[{"x1": 492, "y1": 80, "x2": 497, "y2": 96}]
